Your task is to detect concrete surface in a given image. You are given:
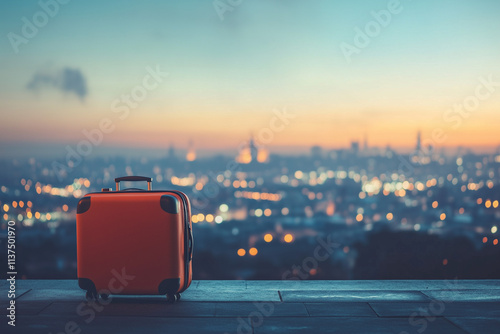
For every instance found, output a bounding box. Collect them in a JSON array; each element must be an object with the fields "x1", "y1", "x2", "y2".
[{"x1": 1, "y1": 280, "x2": 500, "y2": 333}]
